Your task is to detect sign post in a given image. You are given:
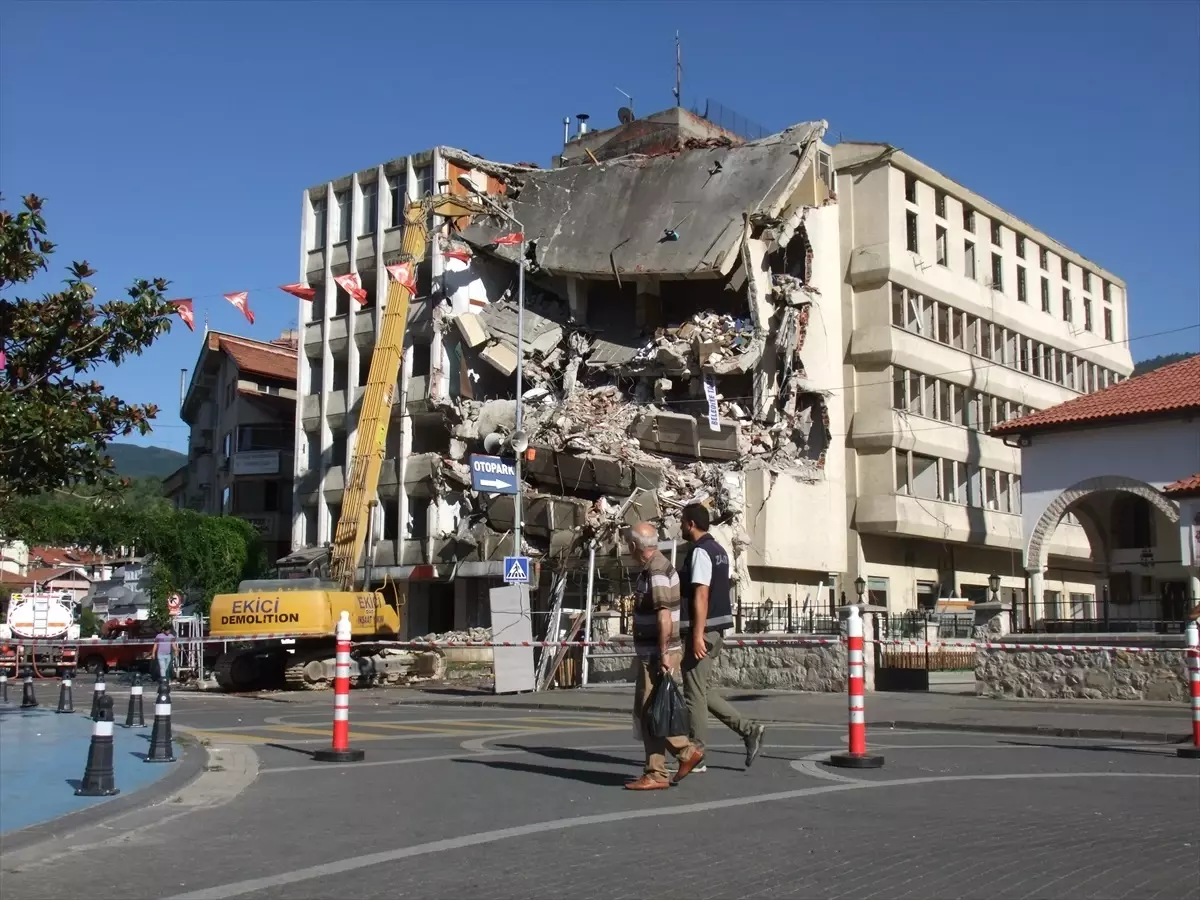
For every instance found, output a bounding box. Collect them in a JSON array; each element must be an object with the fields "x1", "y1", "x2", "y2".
[{"x1": 470, "y1": 454, "x2": 519, "y2": 494}]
